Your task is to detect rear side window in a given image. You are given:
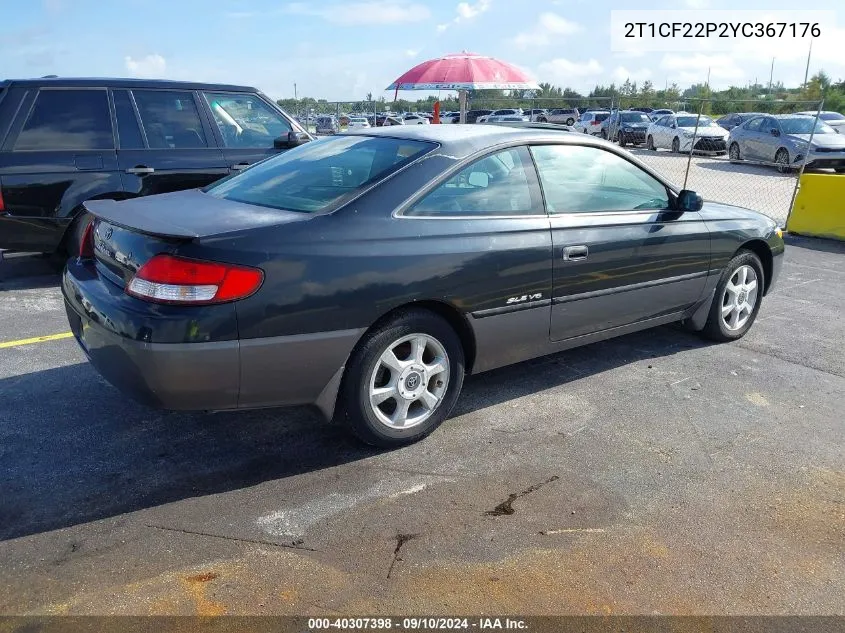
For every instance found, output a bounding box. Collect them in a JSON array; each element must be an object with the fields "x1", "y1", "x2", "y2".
[
  {"x1": 205, "y1": 135, "x2": 434, "y2": 214},
  {"x1": 132, "y1": 90, "x2": 208, "y2": 149},
  {"x1": 15, "y1": 89, "x2": 112, "y2": 150}
]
